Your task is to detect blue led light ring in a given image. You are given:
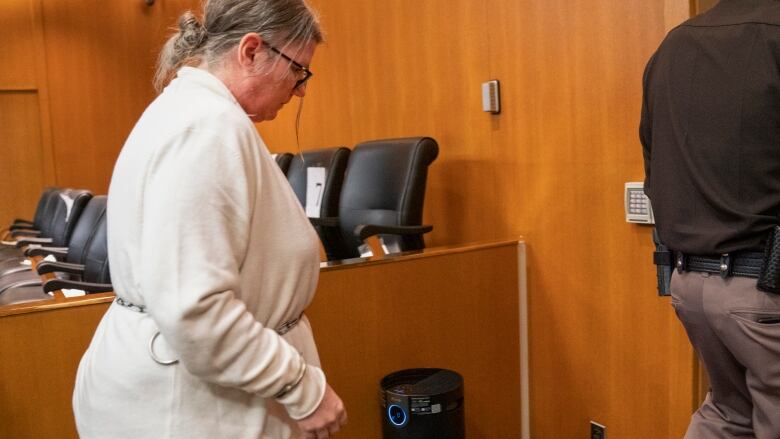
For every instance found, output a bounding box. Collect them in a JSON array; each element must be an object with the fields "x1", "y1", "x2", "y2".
[{"x1": 387, "y1": 404, "x2": 408, "y2": 428}]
